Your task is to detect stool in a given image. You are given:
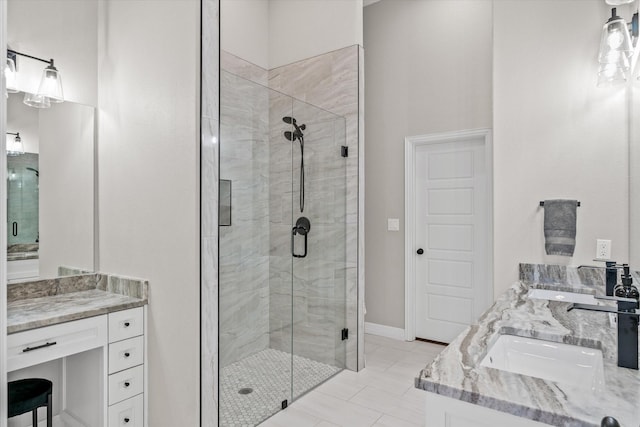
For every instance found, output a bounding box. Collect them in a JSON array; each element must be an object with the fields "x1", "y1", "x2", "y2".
[{"x1": 8, "y1": 378, "x2": 52, "y2": 427}]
